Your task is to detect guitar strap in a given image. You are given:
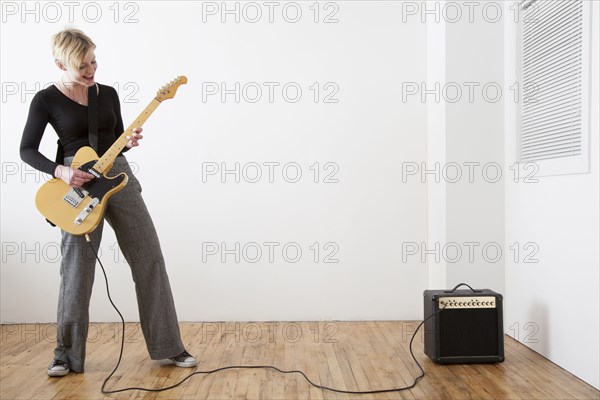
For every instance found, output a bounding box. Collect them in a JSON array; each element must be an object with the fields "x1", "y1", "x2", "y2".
[
  {"x1": 88, "y1": 83, "x2": 99, "y2": 151},
  {"x1": 54, "y1": 83, "x2": 99, "y2": 163},
  {"x1": 49, "y1": 84, "x2": 99, "y2": 228}
]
